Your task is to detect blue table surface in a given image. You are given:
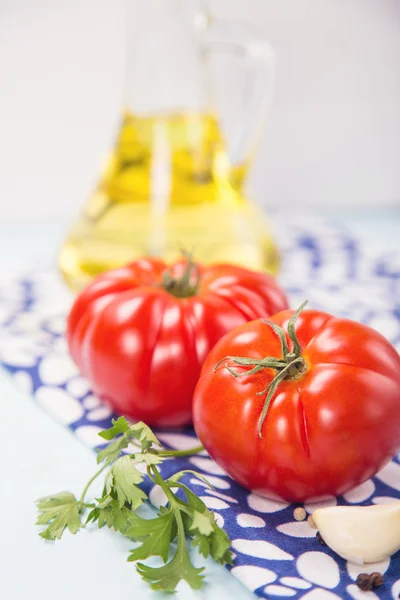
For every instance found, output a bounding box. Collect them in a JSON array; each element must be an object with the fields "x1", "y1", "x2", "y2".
[{"x1": 0, "y1": 209, "x2": 399, "y2": 600}]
